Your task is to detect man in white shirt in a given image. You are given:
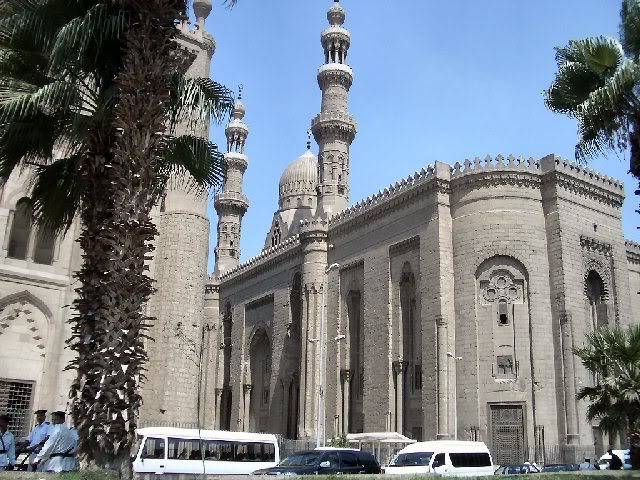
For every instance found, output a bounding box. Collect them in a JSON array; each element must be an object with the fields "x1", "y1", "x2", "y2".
[
  {"x1": 34, "y1": 411, "x2": 77, "y2": 472},
  {"x1": 27, "y1": 409, "x2": 52, "y2": 470},
  {"x1": 0, "y1": 414, "x2": 15, "y2": 471}
]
